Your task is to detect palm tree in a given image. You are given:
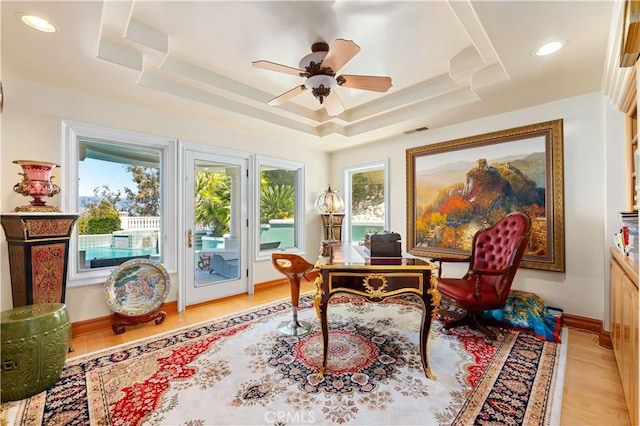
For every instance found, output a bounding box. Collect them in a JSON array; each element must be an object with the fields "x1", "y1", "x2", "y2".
[
  {"x1": 260, "y1": 184, "x2": 294, "y2": 224},
  {"x1": 195, "y1": 171, "x2": 230, "y2": 237}
]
